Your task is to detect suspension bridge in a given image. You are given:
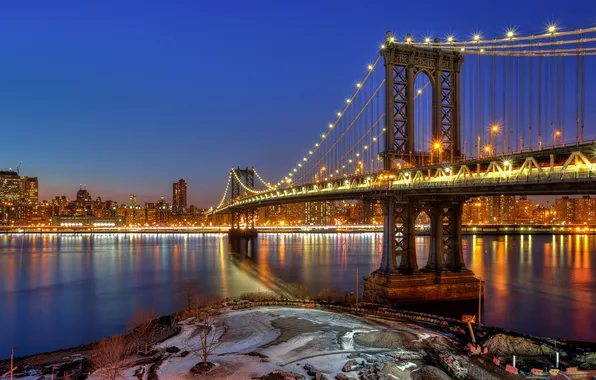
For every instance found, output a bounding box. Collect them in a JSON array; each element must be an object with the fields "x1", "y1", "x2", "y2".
[{"x1": 211, "y1": 25, "x2": 596, "y2": 303}]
